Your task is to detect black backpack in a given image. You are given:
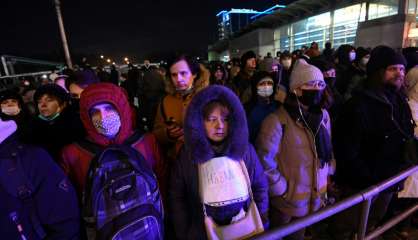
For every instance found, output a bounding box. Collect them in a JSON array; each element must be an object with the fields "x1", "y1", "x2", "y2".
[
  {"x1": 80, "y1": 141, "x2": 164, "y2": 240},
  {"x1": 0, "y1": 145, "x2": 46, "y2": 239}
]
